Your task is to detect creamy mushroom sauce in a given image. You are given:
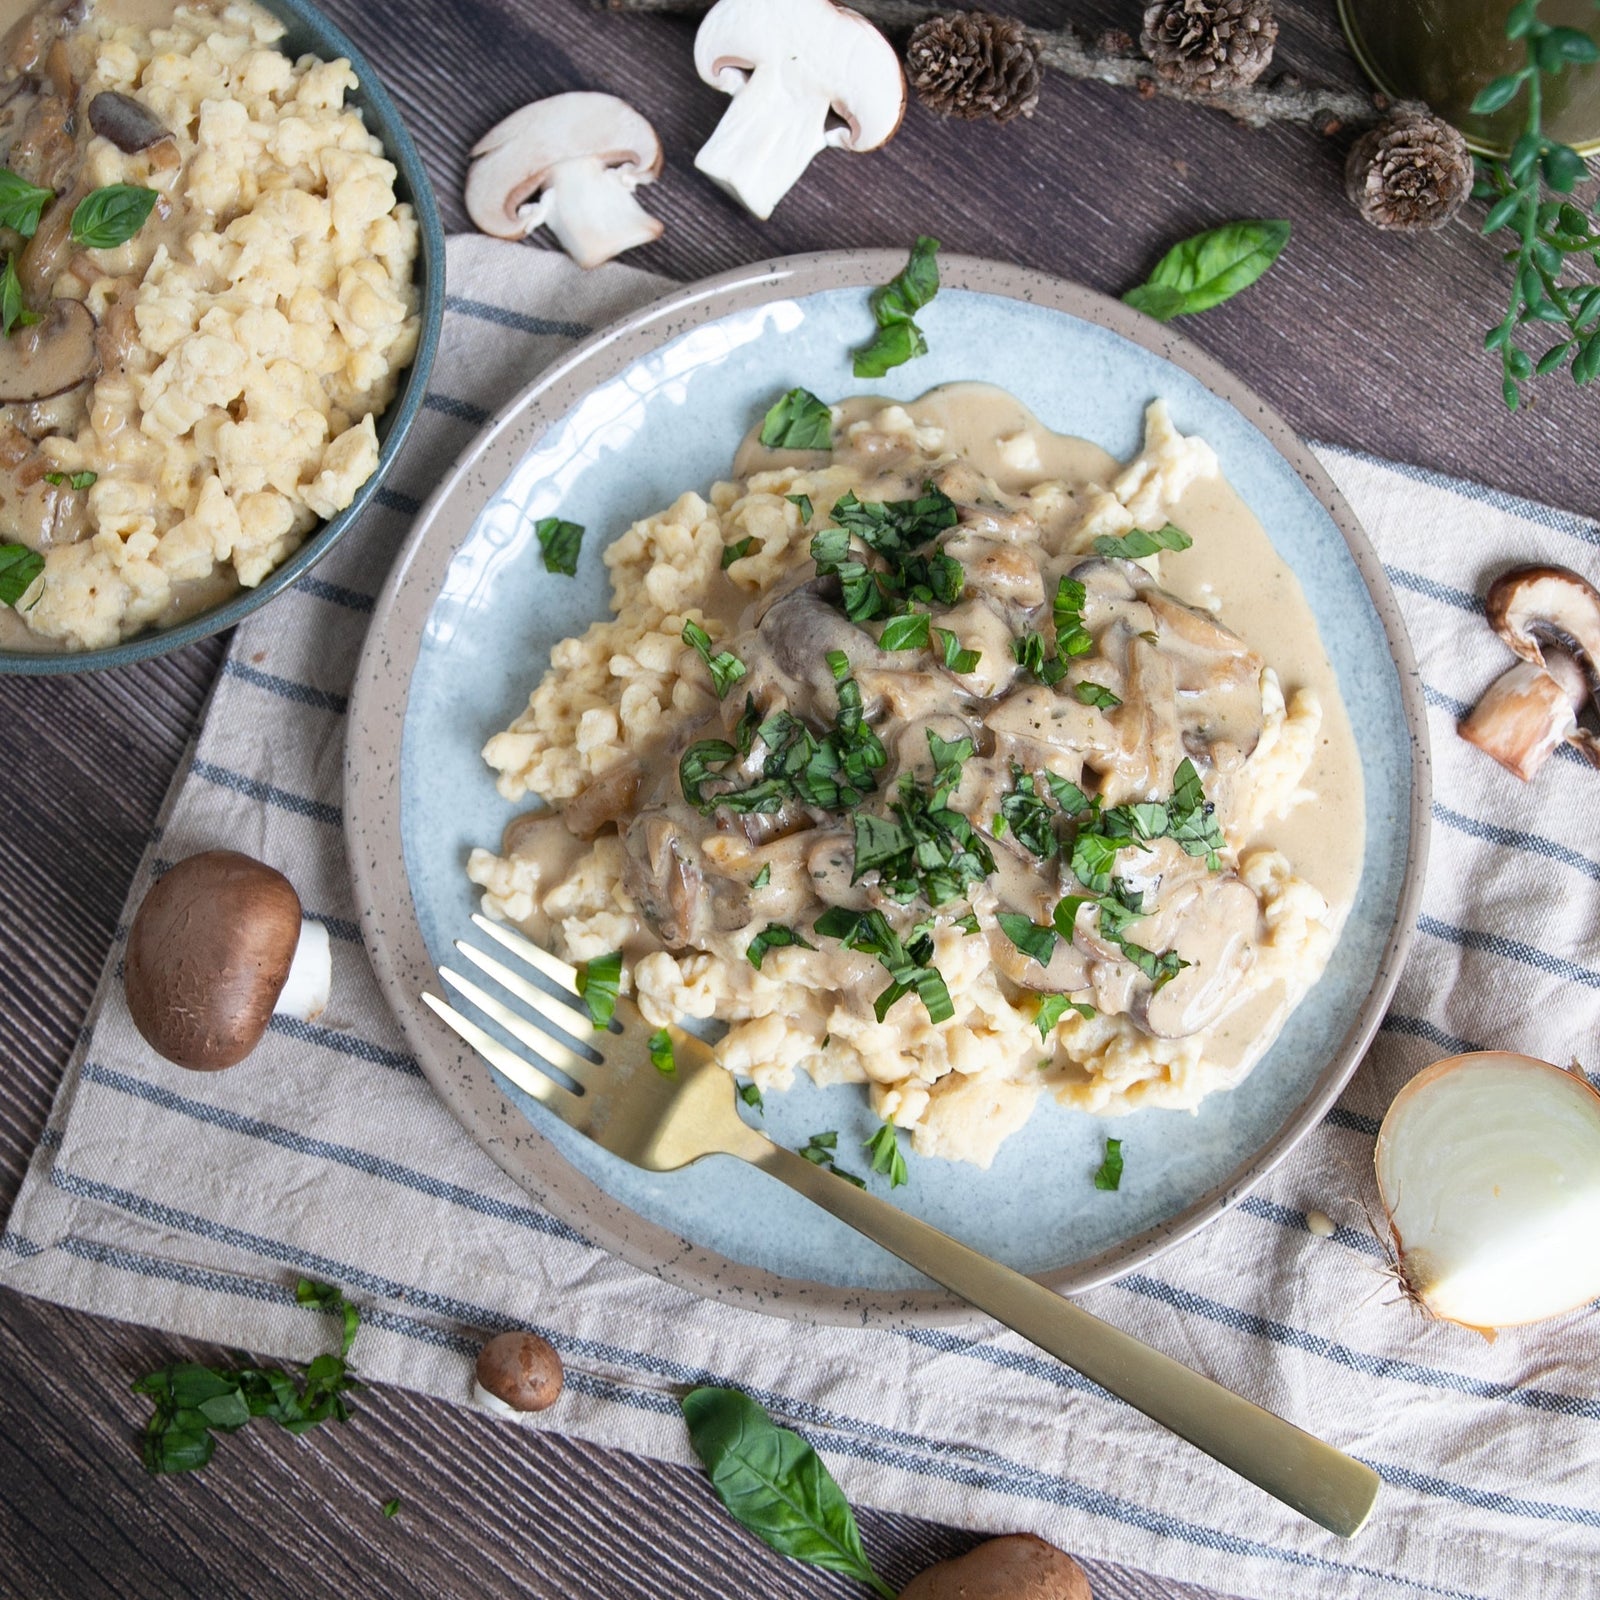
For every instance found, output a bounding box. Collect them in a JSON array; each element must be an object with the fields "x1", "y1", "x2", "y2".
[
  {"x1": 0, "y1": 0, "x2": 419, "y2": 651},
  {"x1": 469, "y1": 386, "x2": 1364, "y2": 1167}
]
